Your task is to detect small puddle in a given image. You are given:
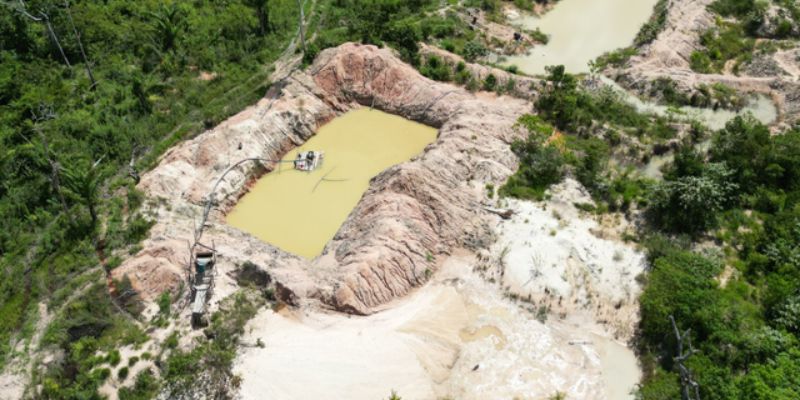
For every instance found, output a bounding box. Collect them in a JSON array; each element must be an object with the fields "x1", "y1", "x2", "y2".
[
  {"x1": 459, "y1": 325, "x2": 507, "y2": 350},
  {"x1": 226, "y1": 108, "x2": 437, "y2": 258},
  {"x1": 503, "y1": 0, "x2": 659, "y2": 74},
  {"x1": 591, "y1": 334, "x2": 641, "y2": 400}
]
